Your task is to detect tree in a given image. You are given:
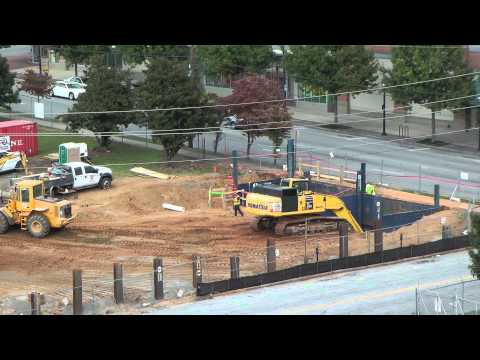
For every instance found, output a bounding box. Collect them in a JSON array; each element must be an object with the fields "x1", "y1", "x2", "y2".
[
  {"x1": 135, "y1": 57, "x2": 218, "y2": 161},
  {"x1": 285, "y1": 45, "x2": 379, "y2": 123},
  {"x1": 19, "y1": 69, "x2": 53, "y2": 102},
  {"x1": 384, "y1": 46, "x2": 471, "y2": 142},
  {"x1": 221, "y1": 74, "x2": 291, "y2": 158},
  {"x1": 0, "y1": 55, "x2": 18, "y2": 109},
  {"x1": 197, "y1": 45, "x2": 275, "y2": 79},
  {"x1": 469, "y1": 213, "x2": 480, "y2": 279},
  {"x1": 117, "y1": 45, "x2": 190, "y2": 65},
  {"x1": 60, "y1": 45, "x2": 92, "y2": 76},
  {"x1": 67, "y1": 56, "x2": 134, "y2": 148}
]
